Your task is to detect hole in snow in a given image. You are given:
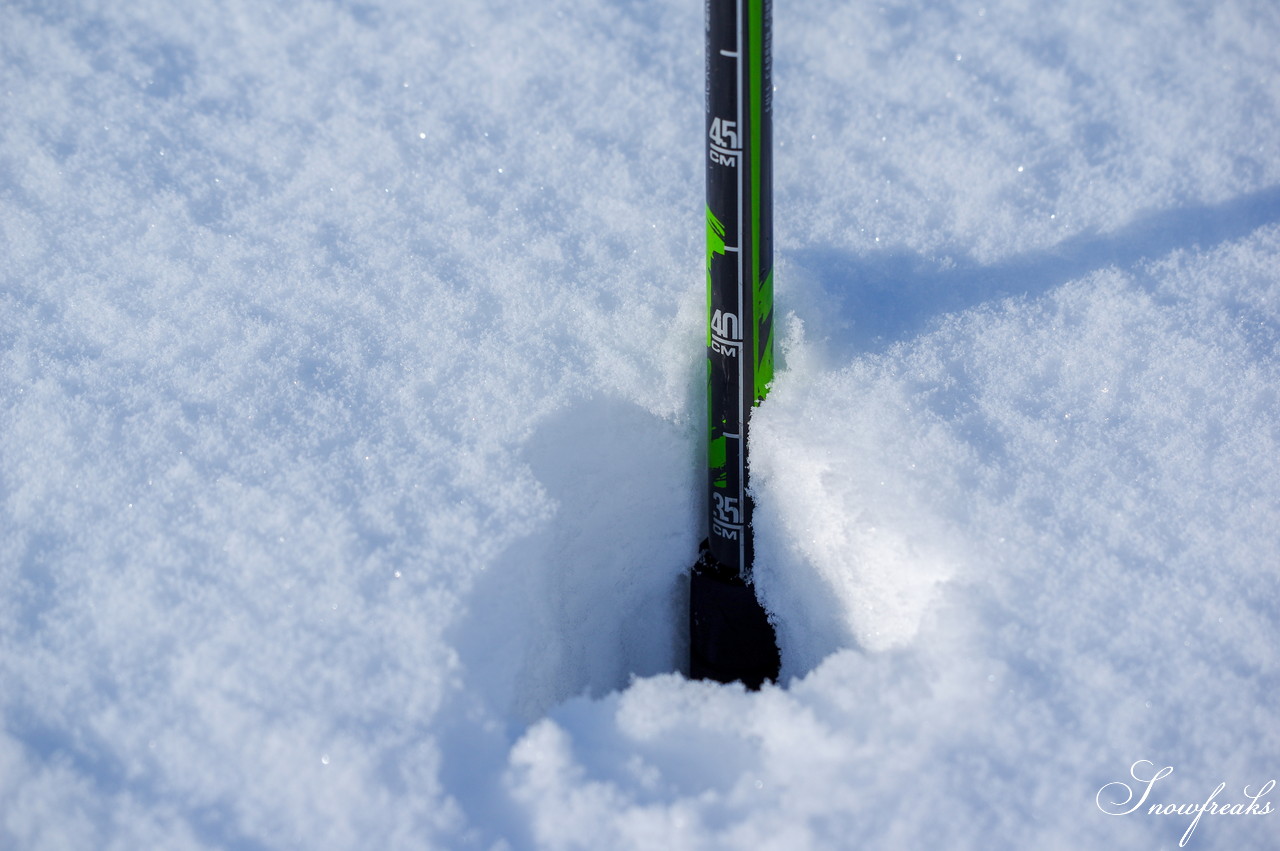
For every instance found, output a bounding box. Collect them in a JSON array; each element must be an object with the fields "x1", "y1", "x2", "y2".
[{"x1": 449, "y1": 396, "x2": 697, "y2": 723}]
